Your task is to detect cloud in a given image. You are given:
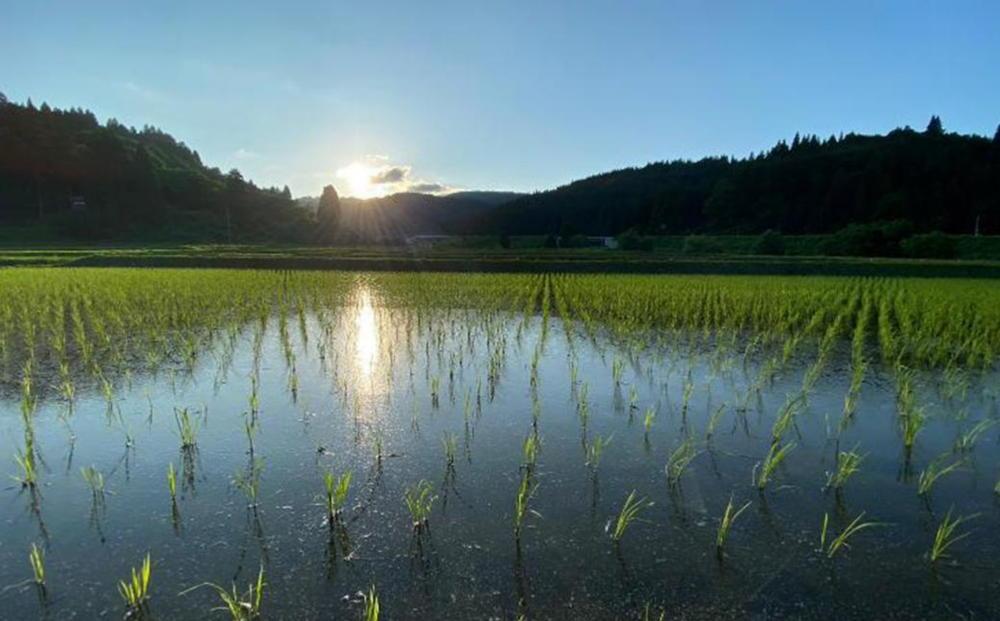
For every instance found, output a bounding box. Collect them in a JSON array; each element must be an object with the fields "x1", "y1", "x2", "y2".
[
  {"x1": 408, "y1": 182, "x2": 446, "y2": 193},
  {"x1": 234, "y1": 148, "x2": 260, "y2": 160},
  {"x1": 370, "y1": 166, "x2": 410, "y2": 184}
]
